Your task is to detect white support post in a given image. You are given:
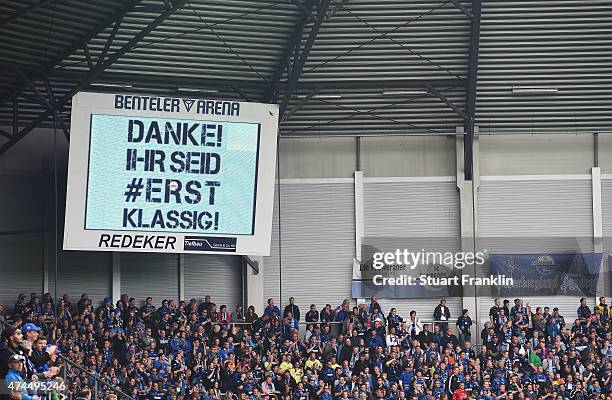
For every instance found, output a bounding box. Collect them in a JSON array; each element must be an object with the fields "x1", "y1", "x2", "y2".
[
  {"x1": 354, "y1": 170, "x2": 365, "y2": 304},
  {"x1": 592, "y1": 167, "x2": 604, "y2": 299},
  {"x1": 457, "y1": 127, "x2": 480, "y2": 329},
  {"x1": 112, "y1": 253, "x2": 121, "y2": 303},
  {"x1": 244, "y1": 256, "x2": 265, "y2": 315}
]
